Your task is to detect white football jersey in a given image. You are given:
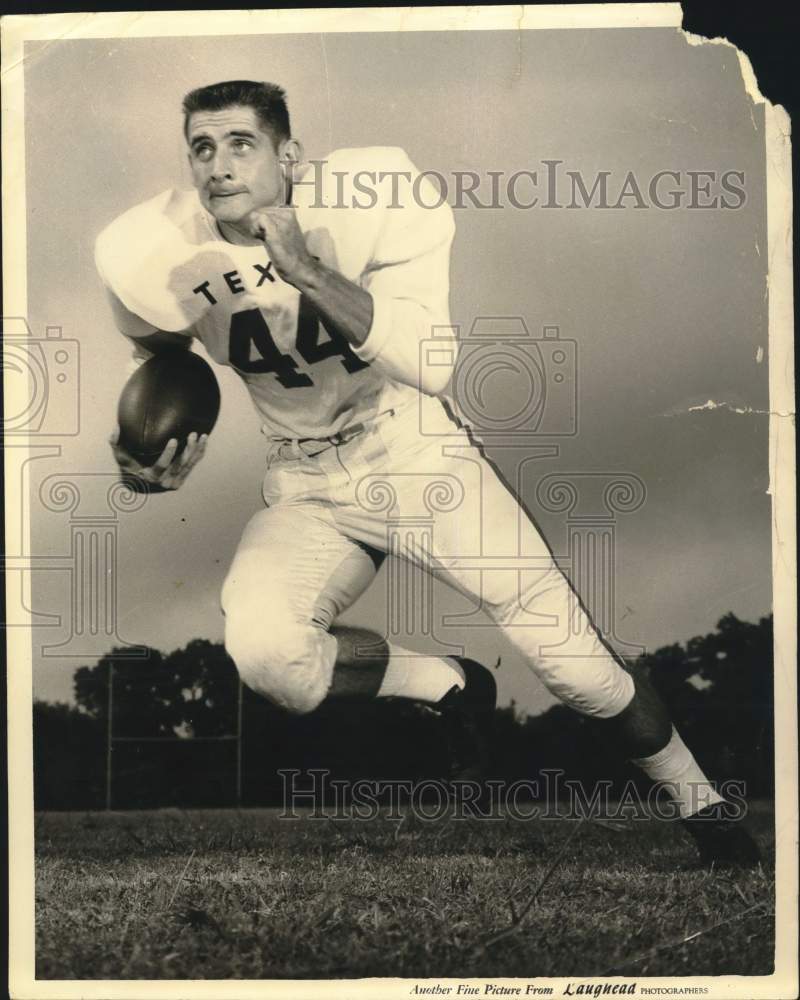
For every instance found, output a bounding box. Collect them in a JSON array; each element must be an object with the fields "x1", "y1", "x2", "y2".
[{"x1": 95, "y1": 147, "x2": 456, "y2": 440}]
